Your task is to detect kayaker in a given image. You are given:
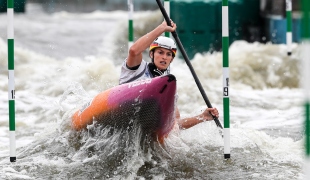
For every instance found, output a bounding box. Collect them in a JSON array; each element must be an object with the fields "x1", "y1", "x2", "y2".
[{"x1": 119, "y1": 20, "x2": 219, "y2": 129}]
